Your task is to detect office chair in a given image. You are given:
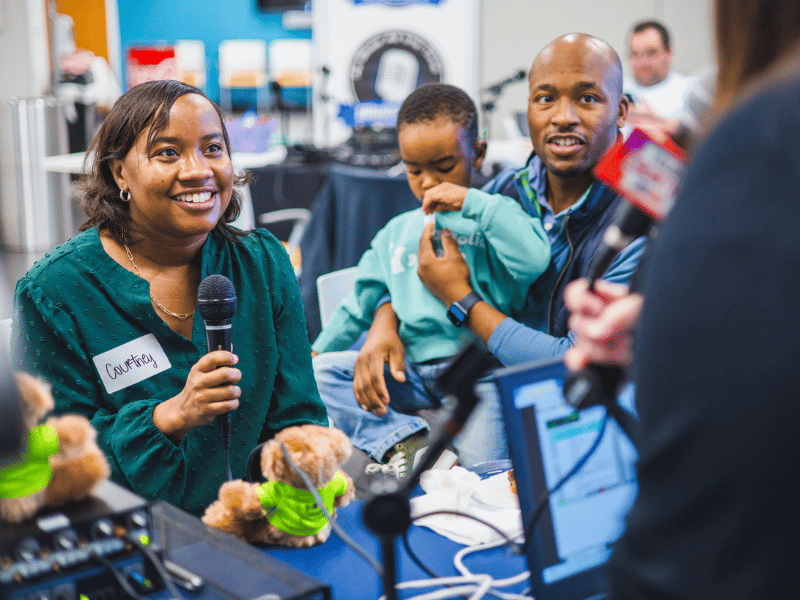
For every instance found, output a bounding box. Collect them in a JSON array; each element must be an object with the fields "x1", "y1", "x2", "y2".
[{"x1": 258, "y1": 208, "x2": 312, "y2": 277}]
